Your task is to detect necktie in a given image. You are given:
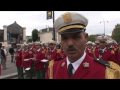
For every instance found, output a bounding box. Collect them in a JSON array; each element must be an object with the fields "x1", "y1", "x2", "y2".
[{"x1": 68, "y1": 63, "x2": 73, "y2": 77}]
